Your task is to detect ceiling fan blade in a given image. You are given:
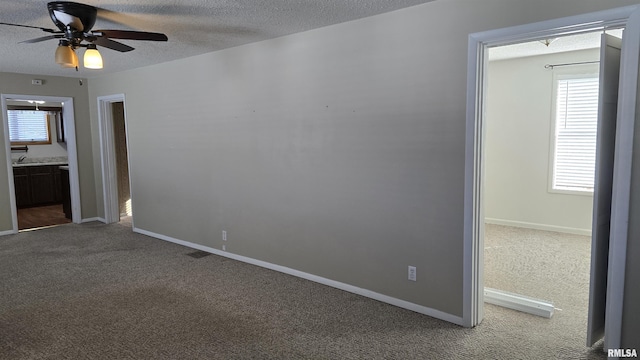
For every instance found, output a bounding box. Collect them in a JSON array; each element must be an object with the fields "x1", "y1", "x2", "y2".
[
  {"x1": 19, "y1": 35, "x2": 64, "y2": 44},
  {"x1": 93, "y1": 29, "x2": 168, "y2": 42},
  {"x1": 92, "y1": 37, "x2": 135, "y2": 52},
  {"x1": 0, "y1": 22, "x2": 60, "y2": 34}
]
